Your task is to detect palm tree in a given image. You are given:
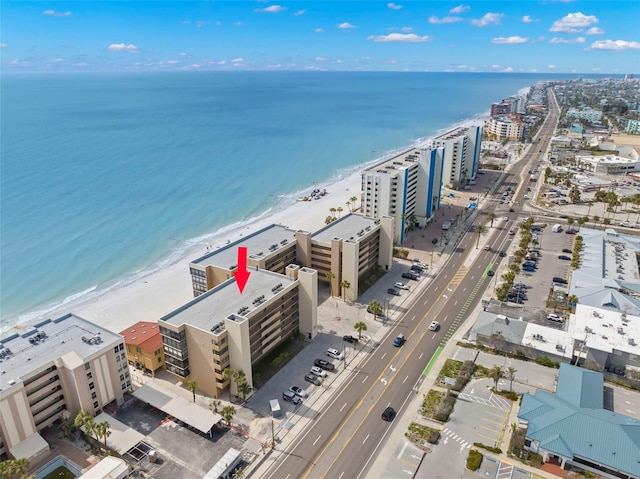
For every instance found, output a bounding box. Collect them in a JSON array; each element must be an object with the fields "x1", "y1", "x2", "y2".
[
  {"x1": 567, "y1": 217, "x2": 574, "y2": 226},
  {"x1": 221, "y1": 405, "x2": 236, "y2": 427},
  {"x1": 325, "y1": 271, "x2": 336, "y2": 296},
  {"x1": 350, "y1": 195, "x2": 358, "y2": 211},
  {"x1": 211, "y1": 400, "x2": 221, "y2": 414},
  {"x1": 95, "y1": 421, "x2": 112, "y2": 448},
  {"x1": 237, "y1": 382, "x2": 252, "y2": 401},
  {"x1": 586, "y1": 201, "x2": 593, "y2": 216},
  {"x1": 339, "y1": 280, "x2": 351, "y2": 301},
  {"x1": 475, "y1": 225, "x2": 486, "y2": 249},
  {"x1": 336, "y1": 206, "x2": 343, "y2": 218},
  {"x1": 367, "y1": 300, "x2": 384, "y2": 321},
  {"x1": 489, "y1": 365, "x2": 504, "y2": 391},
  {"x1": 187, "y1": 380, "x2": 198, "y2": 402},
  {"x1": 507, "y1": 367, "x2": 517, "y2": 392},
  {"x1": 74, "y1": 410, "x2": 97, "y2": 442},
  {"x1": 354, "y1": 321, "x2": 367, "y2": 340},
  {"x1": 222, "y1": 367, "x2": 234, "y2": 390},
  {"x1": 329, "y1": 207, "x2": 337, "y2": 218},
  {"x1": 346, "y1": 199, "x2": 352, "y2": 213},
  {"x1": 487, "y1": 213, "x2": 496, "y2": 227}
]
